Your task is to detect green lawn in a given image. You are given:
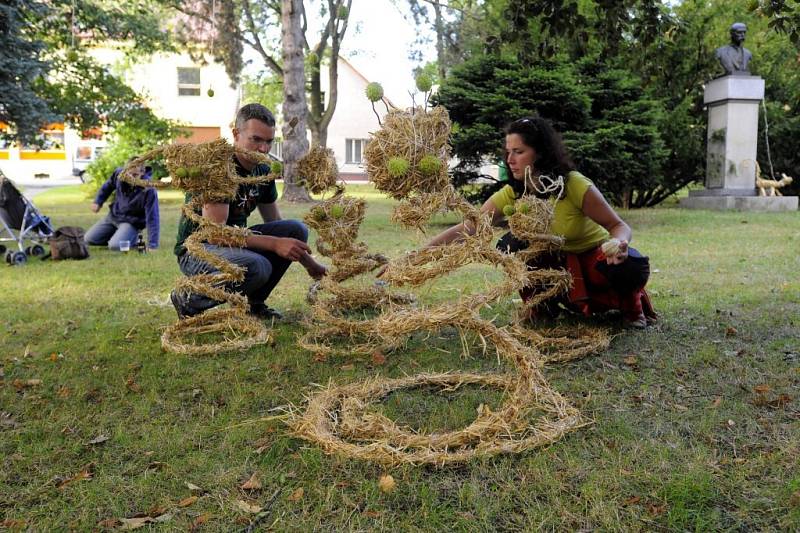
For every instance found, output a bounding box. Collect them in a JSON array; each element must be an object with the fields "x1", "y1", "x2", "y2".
[{"x1": 1, "y1": 184, "x2": 798, "y2": 531}]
